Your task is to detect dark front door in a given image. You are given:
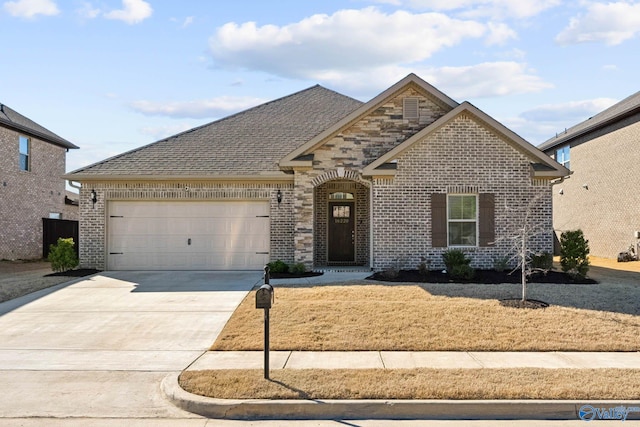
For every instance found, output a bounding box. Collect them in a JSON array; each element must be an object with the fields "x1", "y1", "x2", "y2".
[{"x1": 328, "y1": 202, "x2": 355, "y2": 262}]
